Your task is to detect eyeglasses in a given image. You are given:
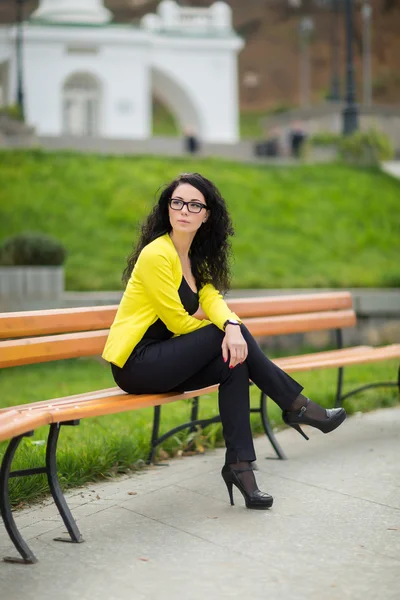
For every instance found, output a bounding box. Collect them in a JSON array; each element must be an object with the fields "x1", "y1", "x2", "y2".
[{"x1": 169, "y1": 198, "x2": 208, "y2": 214}]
